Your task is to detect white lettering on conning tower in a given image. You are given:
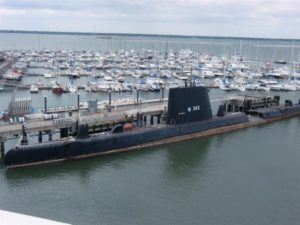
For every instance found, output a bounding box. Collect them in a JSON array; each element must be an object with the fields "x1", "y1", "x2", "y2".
[{"x1": 187, "y1": 105, "x2": 200, "y2": 112}]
